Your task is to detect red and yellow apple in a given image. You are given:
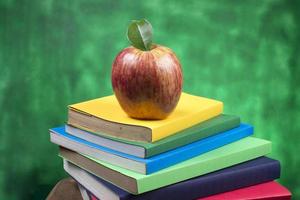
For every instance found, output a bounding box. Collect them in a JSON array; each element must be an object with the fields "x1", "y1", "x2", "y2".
[{"x1": 111, "y1": 19, "x2": 183, "y2": 119}]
